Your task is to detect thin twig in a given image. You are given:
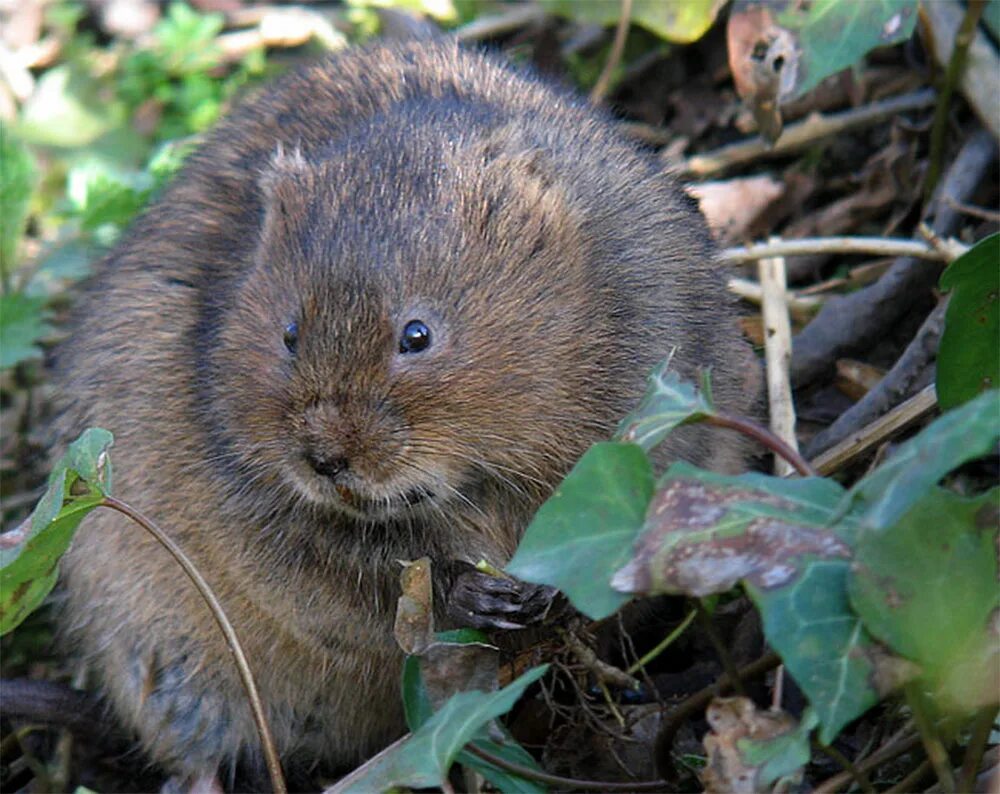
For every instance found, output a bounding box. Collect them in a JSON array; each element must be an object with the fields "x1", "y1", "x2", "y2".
[
  {"x1": 905, "y1": 684, "x2": 956, "y2": 791},
  {"x1": 454, "y1": 5, "x2": 547, "y2": 41},
  {"x1": 925, "y1": 0, "x2": 989, "y2": 200},
  {"x1": 804, "y1": 298, "x2": 946, "y2": 459},
  {"x1": 758, "y1": 244, "x2": 799, "y2": 478},
  {"x1": 559, "y1": 628, "x2": 640, "y2": 690},
  {"x1": 727, "y1": 277, "x2": 824, "y2": 316},
  {"x1": 815, "y1": 741, "x2": 875, "y2": 794},
  {"x1": 791, "y1": 129, "x2": 996, "y2": 388},
  {"x1": 956, "y1": 707, "x2": 996, "y2": 794},
  {"x1": 590, "y1": 0, "x2": 632, "y2": 104},
  {"x1": 705, "y1": 413, "x2": 818, "y2": 477},
  {"x1": 884, "y1": 758, "x2": 932, "y2": 794},
  {"x1": 681, "y1": 89, "x2": 936, "y2": 177},
  {"x1": 625, "y1": 609, "x2": 697, "y2": 676},
  {"x1": 654, "y1": 652, "x2": 782, "y2": 777},
  {"x1": 464, "y1": 741, "x2": 671, "y2": 791},
  {"x1": 697, "y1": 603, "x2": 745, "y2": 697},
  {"x1": 101, "y1": 497, "x2": 286, "y2": 794},
  {"x1": 943, "y1": 194, "x2": 1000, "y2": 223},
  {"x1": 809, "y1": 384, "x2": 938, "y2": 475},
  {"x1": 720, "y1": 236, "x2": 960, "y2": 264},
  {"x1": 812, "y1": 731, "x2": 924, "y2": 794}
]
